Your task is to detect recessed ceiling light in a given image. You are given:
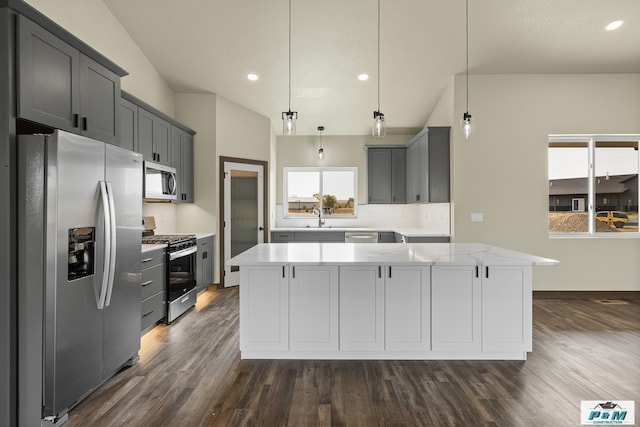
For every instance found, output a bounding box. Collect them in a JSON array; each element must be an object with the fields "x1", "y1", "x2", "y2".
[
  {"x1": 247, "y1": 73, "x2": 259, "y2": 81},
  {"x1": 605, "y1": 20, "x2": 623, "y2": 31},
  {"x1": 357, "y1": 73, "x2": 369, "y2": 81}
]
